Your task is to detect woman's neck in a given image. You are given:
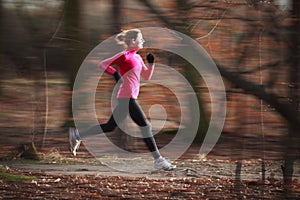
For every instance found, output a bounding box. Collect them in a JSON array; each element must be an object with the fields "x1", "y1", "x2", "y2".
[{"x1": 126, "y1": 46, "x2": 139, "y2": 52}]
